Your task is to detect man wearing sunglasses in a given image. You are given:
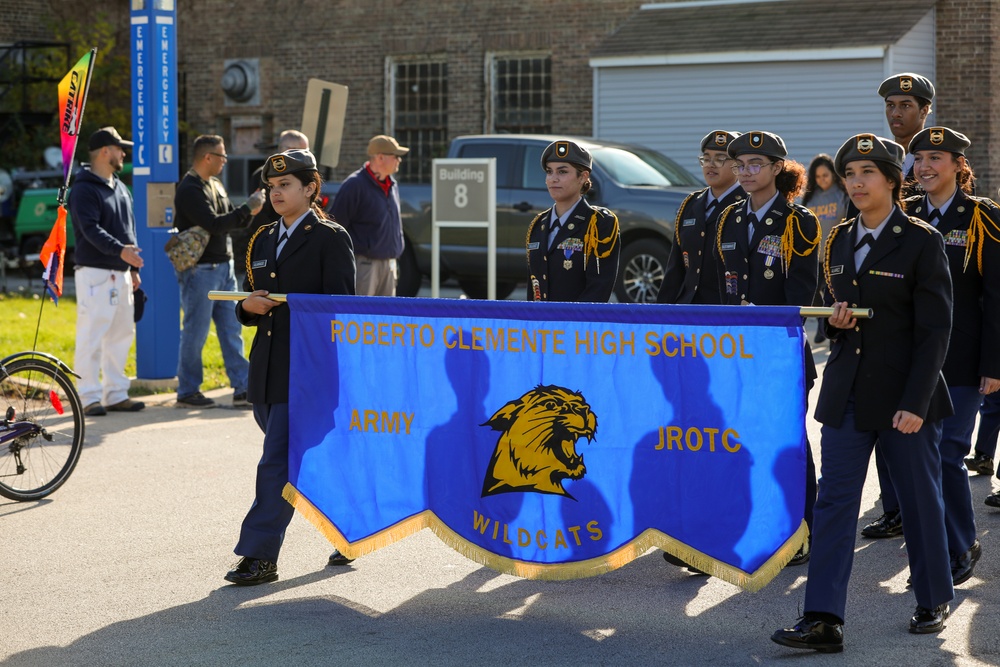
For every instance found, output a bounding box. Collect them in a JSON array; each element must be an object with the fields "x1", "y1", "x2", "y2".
[
  {"x1": 658, "y1": 130, "x2": 745, "y2": 305},
  {"x1": 173, "y1": 134, "x2": 265, "y2": 409}
]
